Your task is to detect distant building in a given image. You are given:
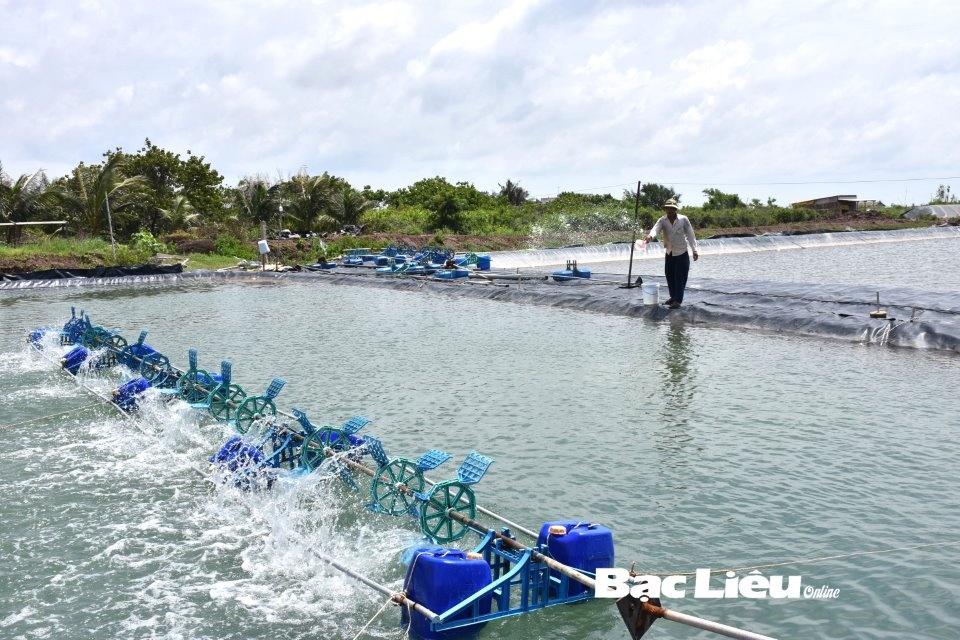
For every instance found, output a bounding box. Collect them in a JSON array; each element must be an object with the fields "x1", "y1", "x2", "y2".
[
  {"x1": 858, "y1": 199, "x2": 885, "y2": 210},
  {"x1": 791, "y1": 195, "x2": 858, "y2": 214}
]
